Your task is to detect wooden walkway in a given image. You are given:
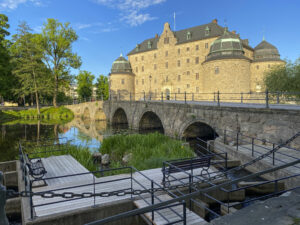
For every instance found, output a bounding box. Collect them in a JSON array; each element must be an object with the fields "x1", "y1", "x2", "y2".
[
  {"x1": 31, "y1": 155, "x2": 217, "y2": 223},
  {"x1": 134, "y1": 194, "x2": 206, "y2": 225}
]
